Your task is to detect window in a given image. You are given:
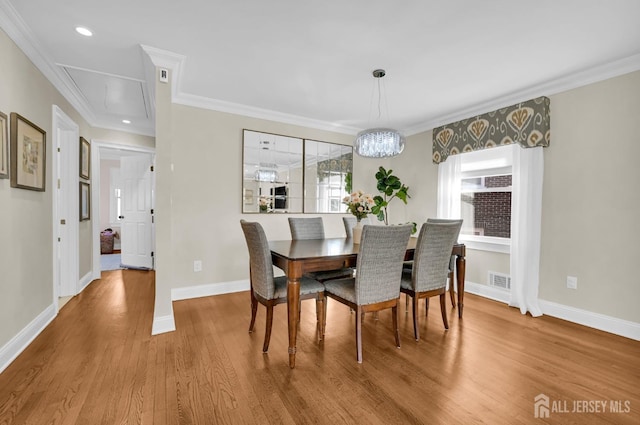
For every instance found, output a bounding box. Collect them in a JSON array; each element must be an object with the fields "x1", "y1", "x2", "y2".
[
  {"x1": 457, "y1": 146, "x2": 513, "y2": 253},
  {"x1": 461, "y1": 174, "x2": 512, "y2": 238}
]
